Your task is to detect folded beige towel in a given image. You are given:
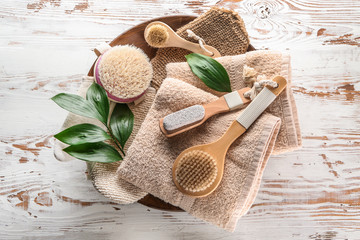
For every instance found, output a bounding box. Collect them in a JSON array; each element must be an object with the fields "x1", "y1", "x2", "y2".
[
  {"x1": 117, "y1": 78, "x2": 281, "y2": 231},
  {"x1": 151, "y1": 7, "x2": 250, "y2": 90},
  {"x1": 53, "y1": 77, "x2": 156, "y2": 204},
  {"x1": 166, "y1": 50, "x2": 301, "y2": 153}
]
